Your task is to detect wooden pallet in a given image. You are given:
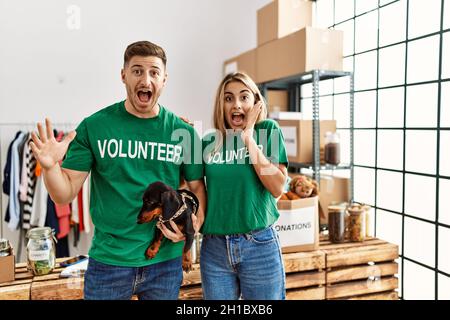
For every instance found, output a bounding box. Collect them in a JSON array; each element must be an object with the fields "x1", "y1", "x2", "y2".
[
  {"x1": 320, "y1": 237, "x2": 399, "y2": 300},
  {"x1": 179, "y1": 264, "x2": 202, "y2": 300},
  {"x1": 0, "y1": 258, "x2": 84, "y2": 300},
  {"x1": 1, "y1": 237, "x2": 399, "y2": 300},
  {"x1": 178, "y1": 250, "x2": 326, "y2": 300},
  {"x1": 285, "y1": 250, "x2": 326, "y2": 300},
  {"x1": 30, "y1": 258, "x2": 84, "y2": 300}
]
